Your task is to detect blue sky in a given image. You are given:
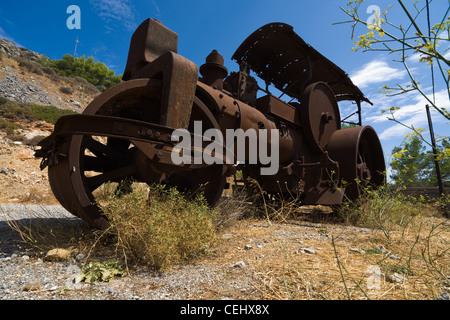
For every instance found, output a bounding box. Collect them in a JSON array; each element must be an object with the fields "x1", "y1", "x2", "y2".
[{"x1": 1, "y1": 0, "x2": 449, "y2": 177}]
